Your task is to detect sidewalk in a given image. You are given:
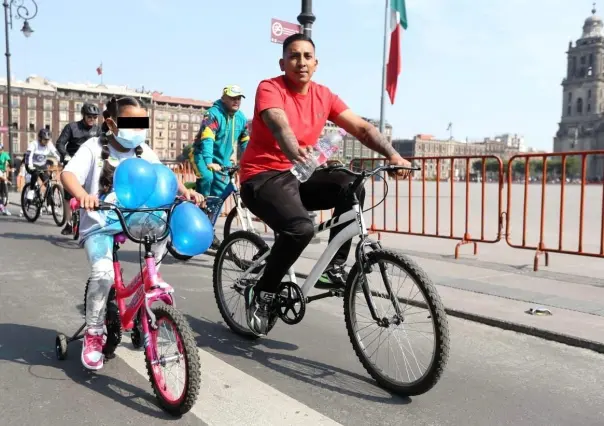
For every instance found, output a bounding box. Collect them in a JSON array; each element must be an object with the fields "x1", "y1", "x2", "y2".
[{"x1": 215, "y1": 218, "x2": 604, "y2": 354}]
